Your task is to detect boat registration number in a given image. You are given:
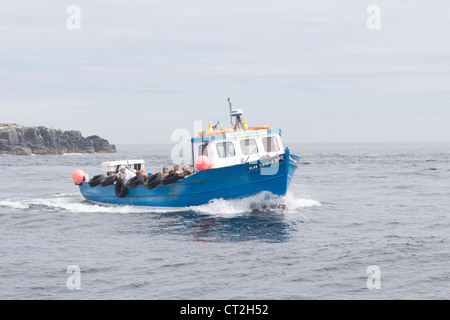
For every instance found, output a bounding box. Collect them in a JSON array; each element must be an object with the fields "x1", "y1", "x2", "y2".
[{"x1": 247, "y1": 155, "x2": 284, "y2": 171}]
